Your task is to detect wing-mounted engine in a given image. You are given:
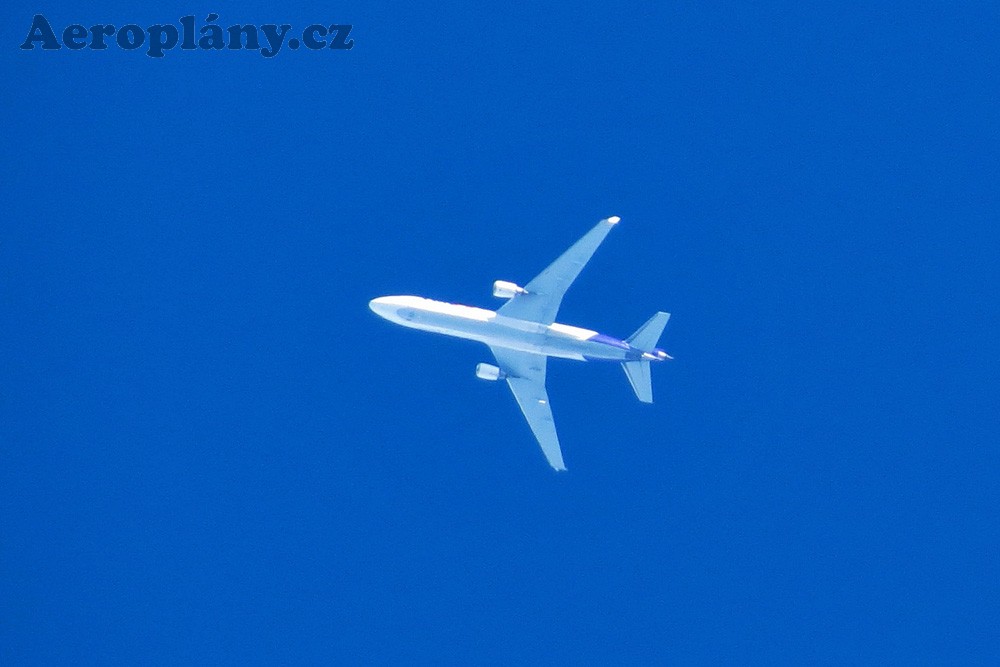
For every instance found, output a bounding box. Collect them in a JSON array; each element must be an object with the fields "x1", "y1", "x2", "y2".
[
  {"x1": 475, "y1": 363, "x2": 507, "y2": 381},
  {"x1": 492, "y1": 280, "x2": 526, "y2": 299}
]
